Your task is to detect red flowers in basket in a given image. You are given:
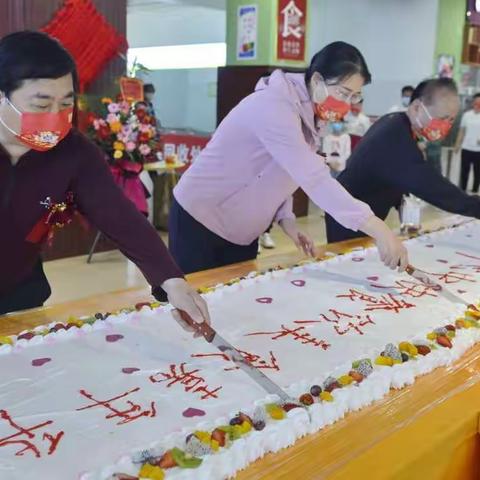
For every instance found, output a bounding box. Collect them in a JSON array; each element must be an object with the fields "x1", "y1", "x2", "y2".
[{"x1": 87, "y1": 97, "x2": 158, "y2": 165}]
